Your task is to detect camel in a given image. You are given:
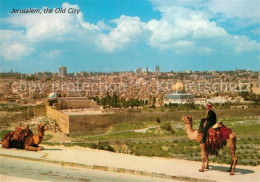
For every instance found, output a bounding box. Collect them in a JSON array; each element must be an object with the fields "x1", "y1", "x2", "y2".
[
  {"x1": 0, "y1": 124, "x2": 47, "y2": 151},
  {"x1": 182, "y1": 116, "x2": 237, "y2": 175}
]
